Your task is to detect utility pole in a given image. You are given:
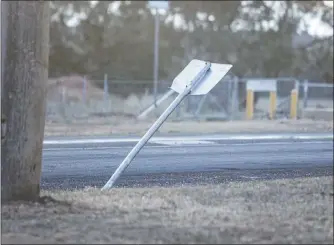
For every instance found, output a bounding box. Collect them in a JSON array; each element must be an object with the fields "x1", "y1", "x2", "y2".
[
  {"x1": 153, "y1": 11, "x2": 160, "y2": 109},
  {"x1": 1, "y1": 1, "x2": 50, "y2": 202},
  {"x1": 148, "y1": 1, "x2": 169, "y2": 111}
]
